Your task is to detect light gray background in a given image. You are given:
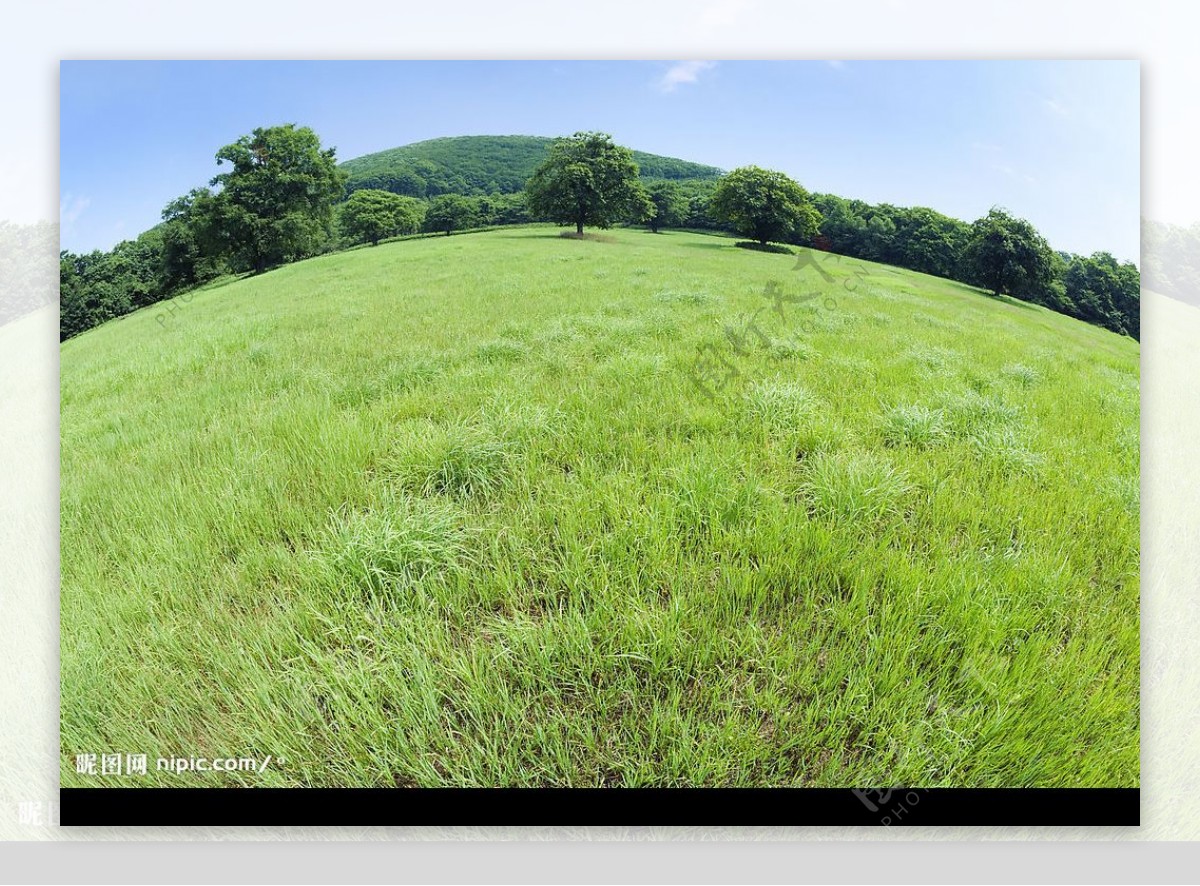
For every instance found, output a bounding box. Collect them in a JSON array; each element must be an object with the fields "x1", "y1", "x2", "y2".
[{"x1": 2, "y1": 0, "x2": 1198, "y2": 880}]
